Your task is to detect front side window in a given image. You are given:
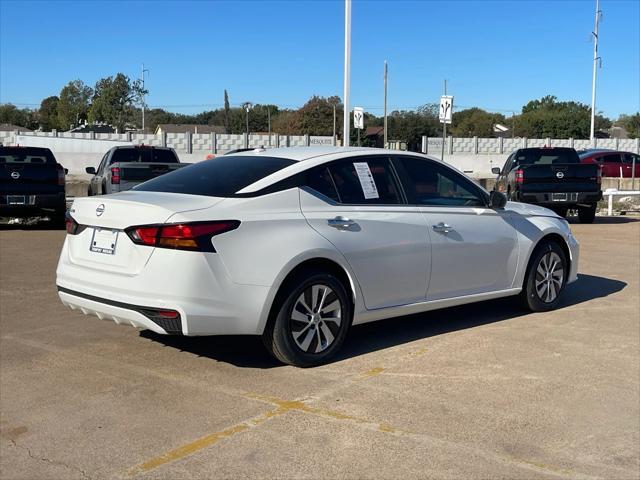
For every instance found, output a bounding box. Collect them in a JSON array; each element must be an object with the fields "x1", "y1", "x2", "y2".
[
  {"x1": 398, "y1": 157, "x2": 486, "y2": 207},
  {"x1": 135, "y1": 155, "x2": 296, "y2": 197},
  {"x1": 326, "y1": 157, "x2": 402, "y2": 205}
]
